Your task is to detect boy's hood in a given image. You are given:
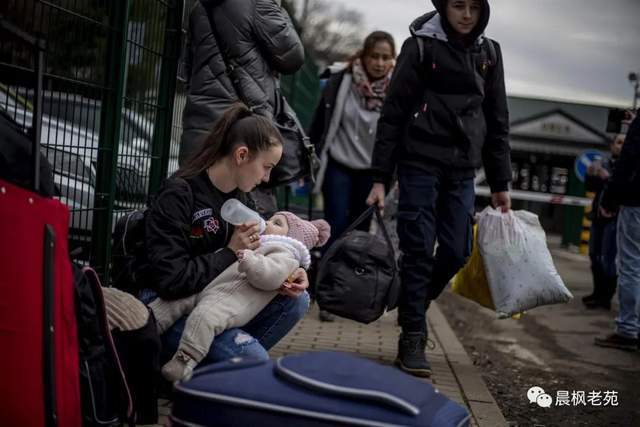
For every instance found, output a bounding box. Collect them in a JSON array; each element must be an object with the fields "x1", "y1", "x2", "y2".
[{"x1": 410, "y1": 0, "x2": 490, "y2": 44}]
